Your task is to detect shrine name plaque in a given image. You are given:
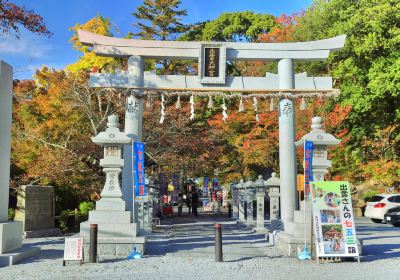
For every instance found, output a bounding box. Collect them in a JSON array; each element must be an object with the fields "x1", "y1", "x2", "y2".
[{"x1": 199, "y1": 43, "x2": 226, "y2": 84}]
